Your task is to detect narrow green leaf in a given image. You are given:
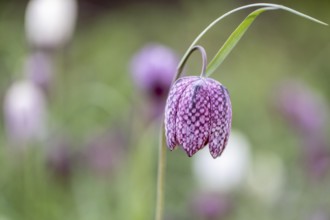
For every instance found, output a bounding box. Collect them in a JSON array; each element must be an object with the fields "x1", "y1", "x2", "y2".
[
  {"x1": 205, "y1": 7, "x2": 274, "y2": 76},
  {"x1": 176, "y1": 3, "x2": 327, "y2": 78}
]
